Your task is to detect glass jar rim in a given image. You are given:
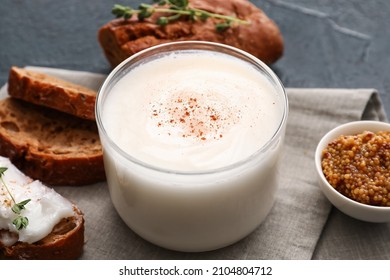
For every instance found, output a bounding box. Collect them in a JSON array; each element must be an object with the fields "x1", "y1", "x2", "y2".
[{"x1": 96, "y1": 41, "x2": 288, "y2": 176}]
